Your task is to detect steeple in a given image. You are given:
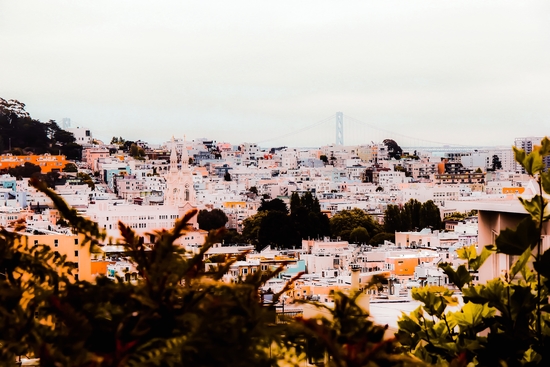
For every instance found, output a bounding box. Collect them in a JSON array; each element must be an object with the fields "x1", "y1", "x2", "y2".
[
  {"x1": 180, "y1": 136, "x2": 190, "y2": 173},
  {"x1": 169, "y1": 136, "x2": 178, "y2": 173}
]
